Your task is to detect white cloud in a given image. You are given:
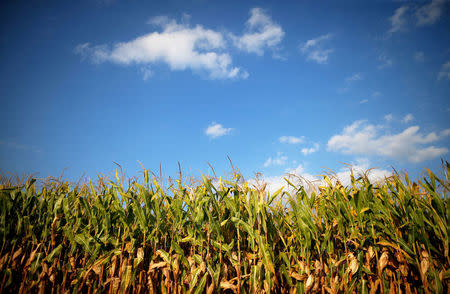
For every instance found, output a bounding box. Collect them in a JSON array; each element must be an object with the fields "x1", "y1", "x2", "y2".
[
  {"x1": 438, "y1": 61, "x2": 450, "y2": 80},
  {"x1": 384, "y1": 114, "x2": 393, "y2": 122},
  {"x1": 253, "y1": 160, "x2": 391, "y2": 195},
  {"x1": 378, "y1": 54, "x2": 393, "y2": 69},
  {"x1": 332, "y1": 158, "x2": 392, "y2": 187},
  {"x1": 75, "y1": 17, "x2": 246, "y2": 79},
  {"x1": 232, "y1": 8, "x2": 285, "y2": 56},
  {"x1": 372, "y1": 91, "x2": 382, "y2": 97},
  {"x1": 388, "y1": 5, "x2": 409, "y2": 34},
  {"x1": 300, "y1": 34, "x2": 334, "y2": 64},
  {"x1": 327, "y1": 120, "x2": 449, "y2": 163},
  {"x1": 301, "y1": 143, "x2": 319, "y2": 155},
  {"x1": 264, "y1": 152, "x2": 288, "y2": 167},
  {"x1": 402, "y1": 113, "x2": 414, "y2": 123},
  {"x1": 360, "y1": 99, "x2": 369, "y2": 104},
  {"x1": 254, "y1": 164, "x2": 319, "y2": 194},
  {"x1": 346, "y1": 73, "x2": 363, "y2": 82},
  {"x1": 416, "y1": 0, "x2": 446, "y2": 26},
  {"x1": 205, "y1": 122, "x2": 233, "y2": 139},
  {"x1": 279, "y1": 136, "x2": 304, "y2": 144},
  {"x1": 414, "y1": 51, "x2": 425, "y2": 62}
]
